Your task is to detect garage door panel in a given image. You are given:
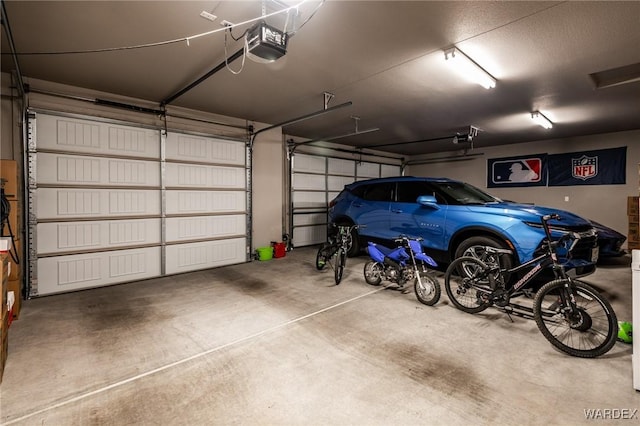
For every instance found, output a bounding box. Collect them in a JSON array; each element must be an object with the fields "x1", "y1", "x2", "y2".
[
  {"x1": 36, "y1": 219, "x2": 161, "y2": 254},
  {"x1": 292, "y1": 173, "x2": 325, "y2": 191},
  {"x1": 165, "y1": 215, "x2": 246, "y2": 242},
  {"x1": 381, "y1": 164, "x2": 401, "y2": 177},
  {"x1": 36, "y1": 153, "x2": 160, "y2": 187},
  {"x1": 356, "y1": 161, "x2": 380, "y2": 178},
  {"x1": 290, "y1": 151, "x2": 403, "y2": 247},
  {"x1": 165, "y1": 191, "x2": 246, "y2": 215},
  {"x1": 165, "y1": 133, "x2": 245, "y2": 166},
  {"x1": 36, "y1": 114, "x2": 160, "y2": 158},
  {"x1": 37, "y1": 247, "x2": 162, "y2": 295},
  {"x1": 37, "y1": 188, "x2": 161, "y2": 219},
  {"x1": 327, "y1": 158, "x2": 355, "y2": 175},
  {"x1": 328, "y1": 175, "x2": 354, "y2": 192},
  {"x1": 293, "y1": 225, "x2": 326, "y2": 247},
  {"x1": 293, "y1": 154, "x2": 326, "y2": 174},
  {"x1": 165, "y1": 238, "x2": 246, "y2": 274},
  {"x1": 293, "y1": 213, "x2": 326, "y2": 227},
  {"x1": 29, "y1": 114, "x2": 251, "y2": 296},
  {"x1": 292, "y1": 191, "x2": 326, "y2": 209},
  {"x1": 165, "y1": 163, "x2": 245, "y2": 189}
]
